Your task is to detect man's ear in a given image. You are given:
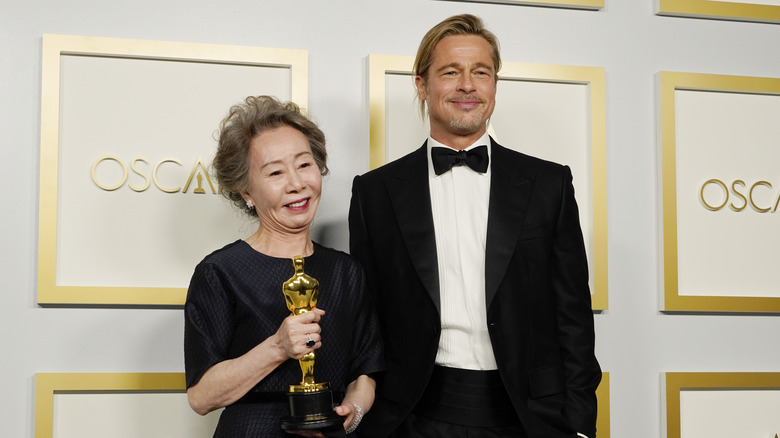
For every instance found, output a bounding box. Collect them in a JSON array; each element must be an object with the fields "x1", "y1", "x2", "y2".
[{"x1": 414, "y1": 75, "x2": 427, "y2": 101}]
